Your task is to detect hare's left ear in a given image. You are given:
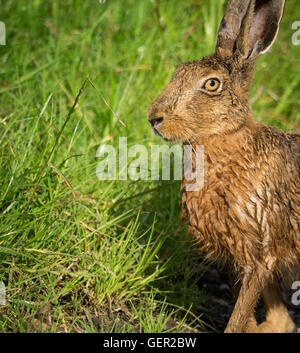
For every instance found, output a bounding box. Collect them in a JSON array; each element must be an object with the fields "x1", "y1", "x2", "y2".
[{"x1": 236, "y1": 0, "x2": 285, "y2": 60}]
